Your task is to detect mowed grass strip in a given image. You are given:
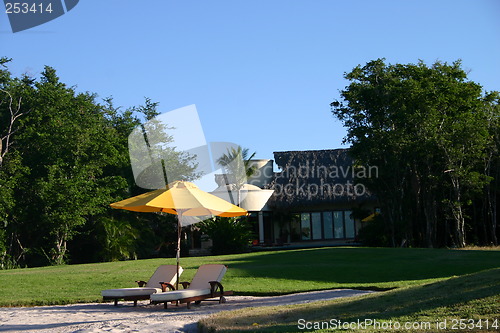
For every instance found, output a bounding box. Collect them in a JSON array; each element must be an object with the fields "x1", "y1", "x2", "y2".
[
  {"x1": 0, "y1": 247, "x2": 499, "y2": 306},
  {"x1": 199, "y1": 268, "x2": 500, "y2": 333}
]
